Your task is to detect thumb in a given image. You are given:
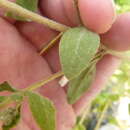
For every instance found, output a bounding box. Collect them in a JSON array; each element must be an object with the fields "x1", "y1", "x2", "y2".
[{"x1": 40, "y1": 0, "x2": 116, "y2": 33}]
